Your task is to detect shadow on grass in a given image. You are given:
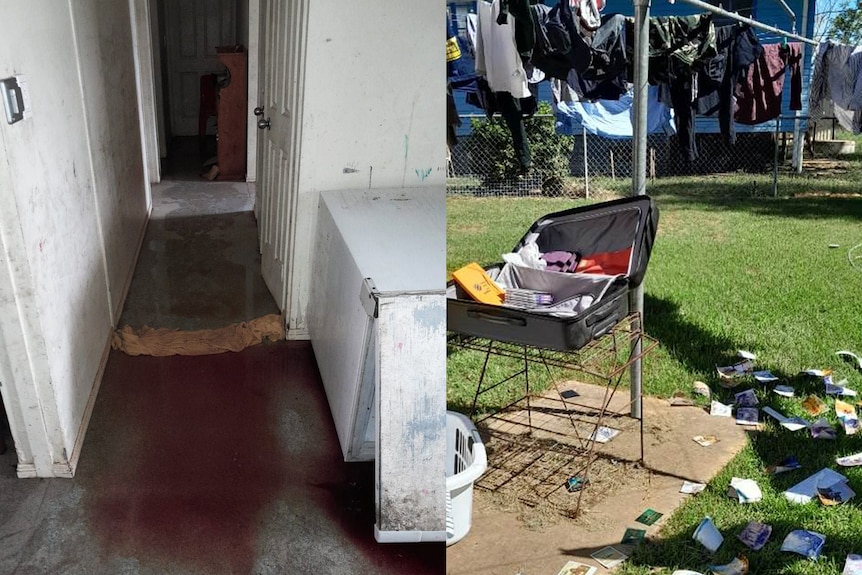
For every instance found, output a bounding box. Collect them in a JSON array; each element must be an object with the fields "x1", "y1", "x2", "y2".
[
  {"x1": 647, "y1": 180, "x2": 862, "y2": 222},
  {"x1": 644, "y1": 294, "x2": 750, "y2": 377}
]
